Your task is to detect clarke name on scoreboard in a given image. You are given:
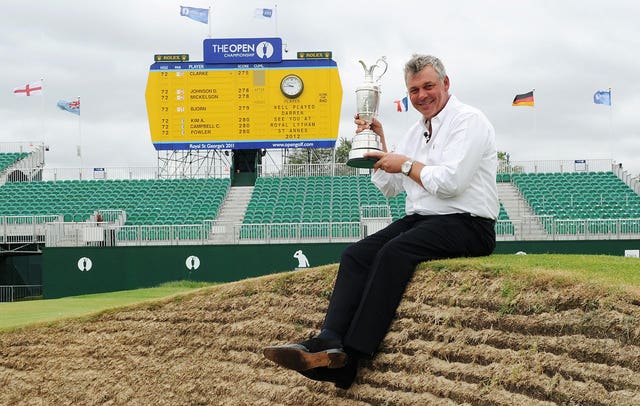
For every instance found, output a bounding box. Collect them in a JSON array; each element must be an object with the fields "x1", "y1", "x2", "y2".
[{"x1": 145, "y1": 55, "x2": 343, "y2": 151}]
